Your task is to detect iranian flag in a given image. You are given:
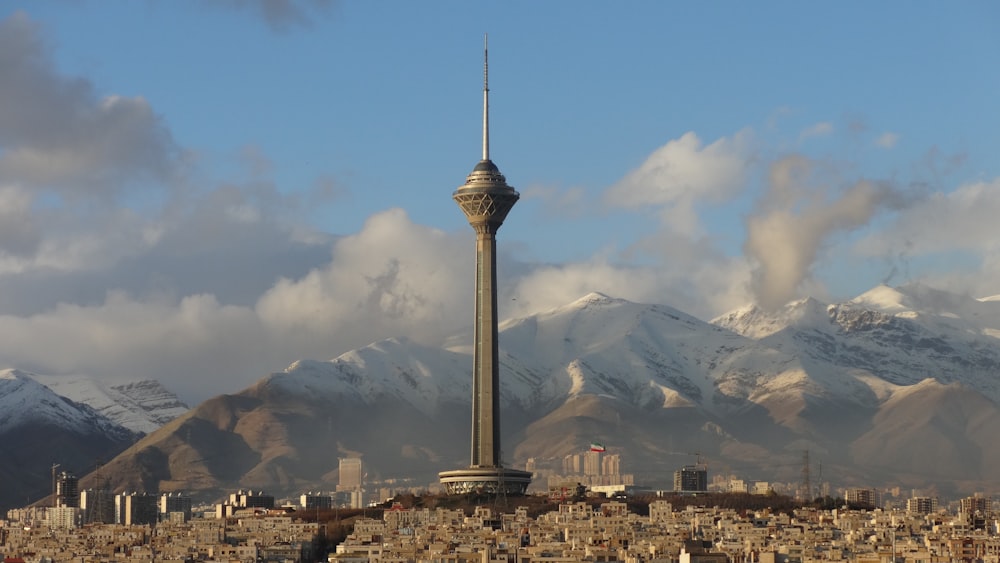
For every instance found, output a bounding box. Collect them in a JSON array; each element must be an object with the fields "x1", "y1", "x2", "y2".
[{"x1": 590, "y1": 442, "x2": 606, "y2": 452}]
